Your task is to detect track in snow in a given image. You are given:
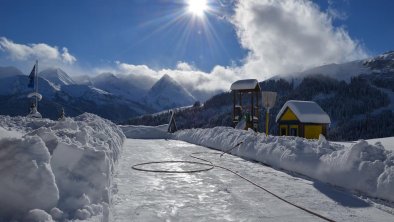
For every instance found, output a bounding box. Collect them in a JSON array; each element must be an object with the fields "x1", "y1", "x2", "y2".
[{"x1": 111, "y1": 139, "x2": 394, "y2": 221}]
